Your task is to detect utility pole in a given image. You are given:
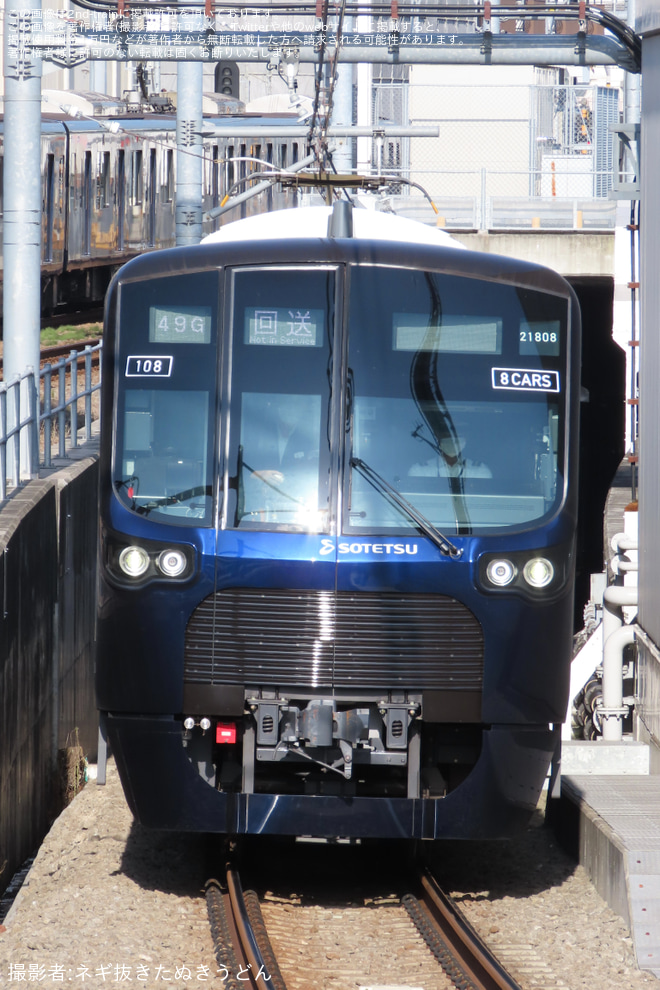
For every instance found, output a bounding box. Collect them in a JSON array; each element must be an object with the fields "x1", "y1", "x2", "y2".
[
  {"x1": 3, "y1": 0, "x2": 42, "y2": 477},
  {"x1": 176, "y1": 11, "x2": 203, "y2": 246}
]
